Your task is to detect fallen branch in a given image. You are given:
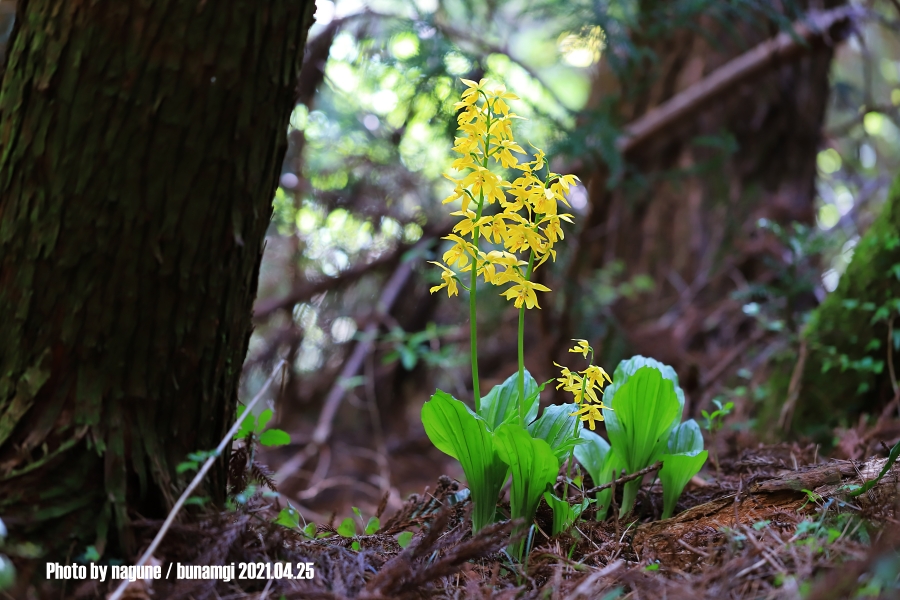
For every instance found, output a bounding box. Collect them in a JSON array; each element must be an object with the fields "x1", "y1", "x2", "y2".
[
  {"x1": 109, "y1": 360, "x2": 287, "y2": 600},
  {"x1": 578, "y1": 461, "x2": 663, "y2": 497}
]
